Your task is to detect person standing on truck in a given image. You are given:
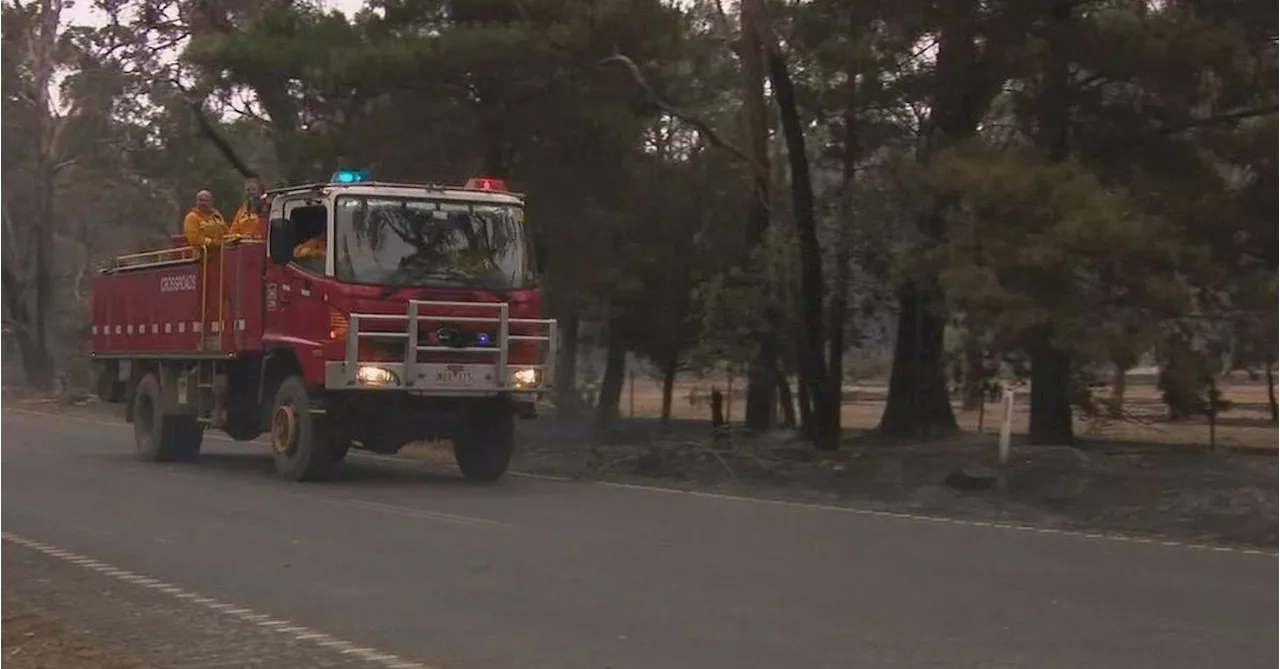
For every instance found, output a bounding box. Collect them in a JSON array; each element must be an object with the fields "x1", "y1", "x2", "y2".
[
  {"x1": 227, "y1": 175, "x2": 267, "y2": 240},
  {"x1": 183, "y1": 189, "x2": 227, "y2": 251}
]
